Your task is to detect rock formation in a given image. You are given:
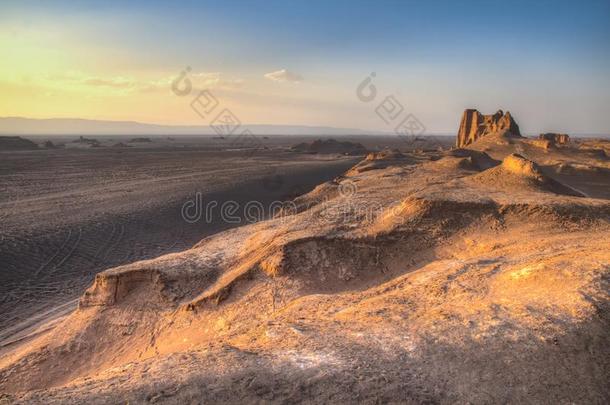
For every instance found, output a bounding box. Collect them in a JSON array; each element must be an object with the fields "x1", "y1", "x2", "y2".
[
  {"x1": 539, "y1": 133, "x2": 570, "y2": 144},
  {"x1": 456, "y1": 109, "x2": 521, "y2": 148},
  {"x1": 291, "y1": 138, "x2": 367, "y2": 155}
]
